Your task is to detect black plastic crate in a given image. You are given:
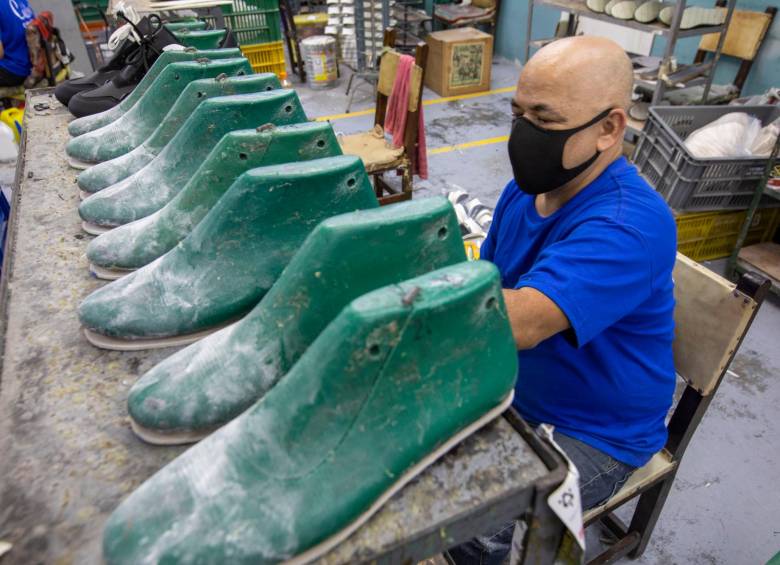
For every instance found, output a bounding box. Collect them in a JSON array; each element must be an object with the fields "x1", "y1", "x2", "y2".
[{"x1": 633, "y1": 105, "x2": 780, "y2": 212}]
